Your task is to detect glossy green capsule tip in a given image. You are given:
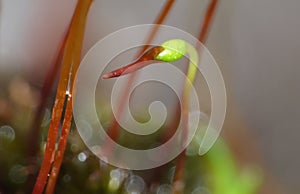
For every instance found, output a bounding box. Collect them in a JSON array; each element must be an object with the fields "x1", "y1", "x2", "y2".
[{"x1": 155, "y1": 39, "x2": 186, "y2": 62}]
